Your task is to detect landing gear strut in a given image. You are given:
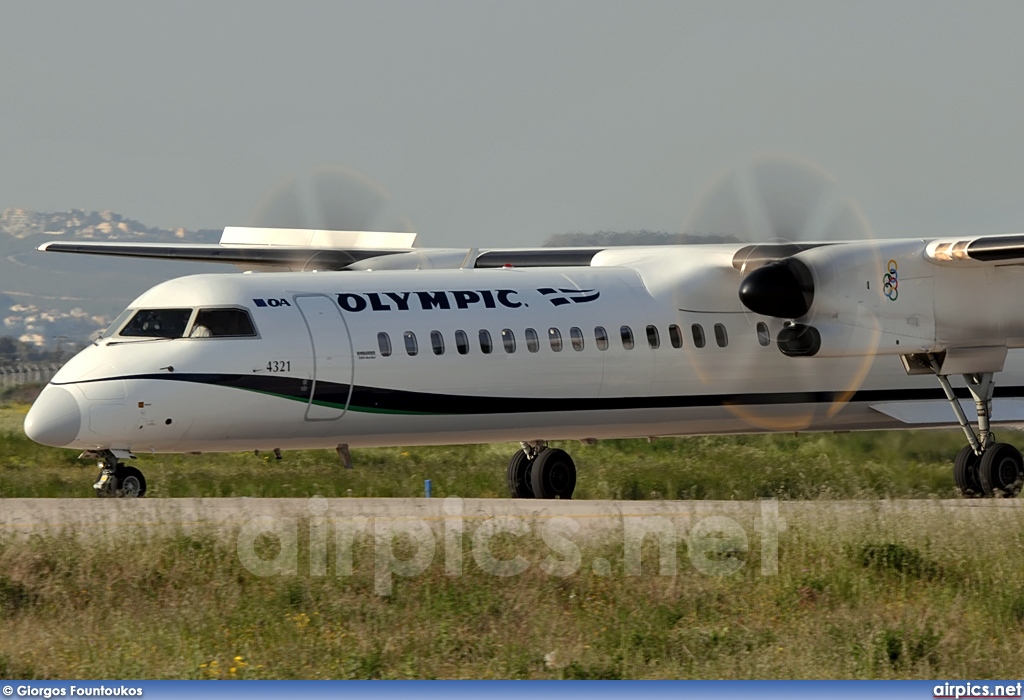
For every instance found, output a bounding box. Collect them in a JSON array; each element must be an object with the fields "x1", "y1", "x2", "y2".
[
  {"x1": 507, "y1": 442, "x2": 576, "y2": 499},
  {"x1": 91, "y1": 450, "x2": 147, "y2": 499},
  {"x1": 928, "y1": 361, "x2": 1023, "y2": 498}
]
